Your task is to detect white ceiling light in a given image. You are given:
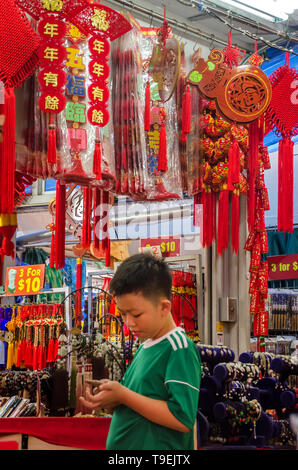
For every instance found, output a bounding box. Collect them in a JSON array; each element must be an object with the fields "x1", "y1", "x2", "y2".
[{"x1": 214, "y1": 0, "x2": 296, "y2": 21}]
